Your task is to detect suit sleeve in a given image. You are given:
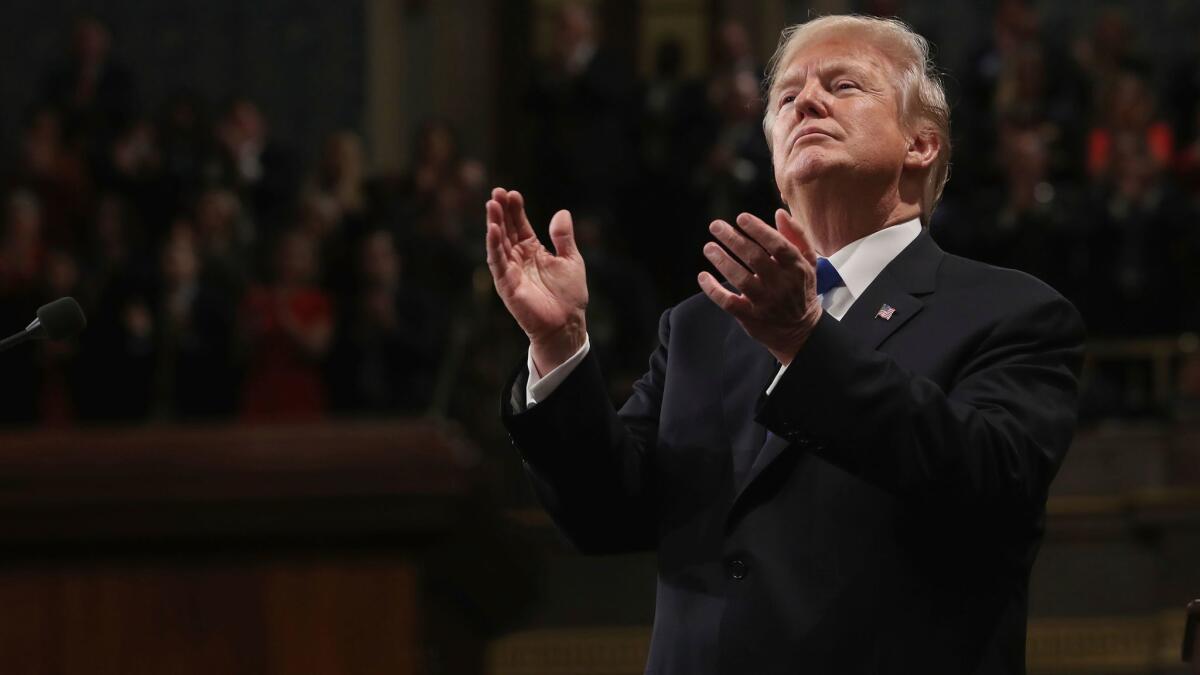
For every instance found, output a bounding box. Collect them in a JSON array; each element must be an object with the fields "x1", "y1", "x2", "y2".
[
  {"x1": 758, "y1": 291, "x2": 1085, "y2": 520},
  {"x1": 501, "y1": 309, "x2": 670, "y2": 554}
]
